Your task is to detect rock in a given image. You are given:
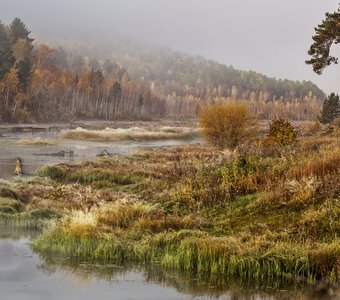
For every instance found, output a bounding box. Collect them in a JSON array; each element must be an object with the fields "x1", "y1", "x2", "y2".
[{"x1": 97, "y1": 149, "x2": 112, "y2": 157}]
